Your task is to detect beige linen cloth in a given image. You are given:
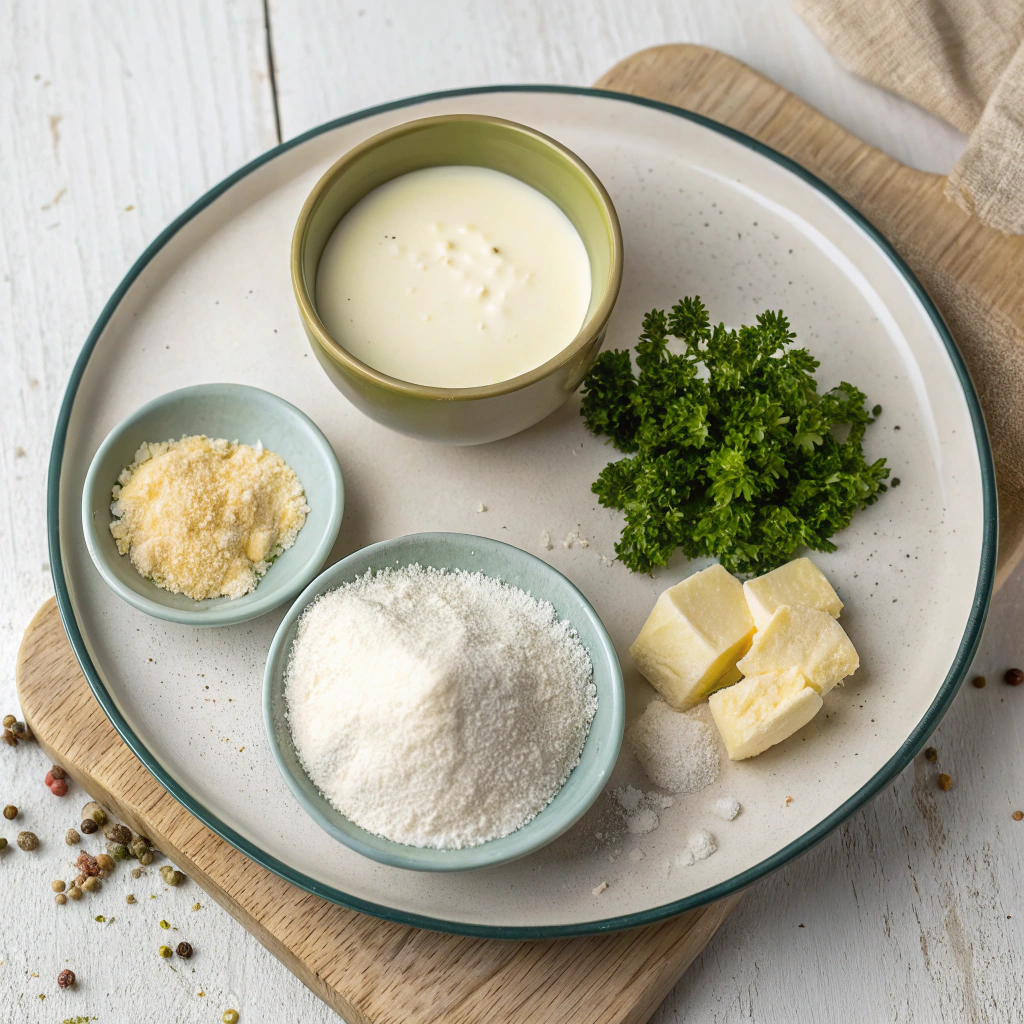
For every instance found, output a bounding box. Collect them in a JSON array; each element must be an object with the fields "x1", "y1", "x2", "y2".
[{"x1": 793, "y1": 0, "x2": 1024, "y2": 235}]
